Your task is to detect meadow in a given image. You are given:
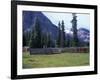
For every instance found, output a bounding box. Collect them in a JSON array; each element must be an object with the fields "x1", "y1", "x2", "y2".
[{"x1": 23, "y1": 52, "x2": 89, "y2": 68}]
